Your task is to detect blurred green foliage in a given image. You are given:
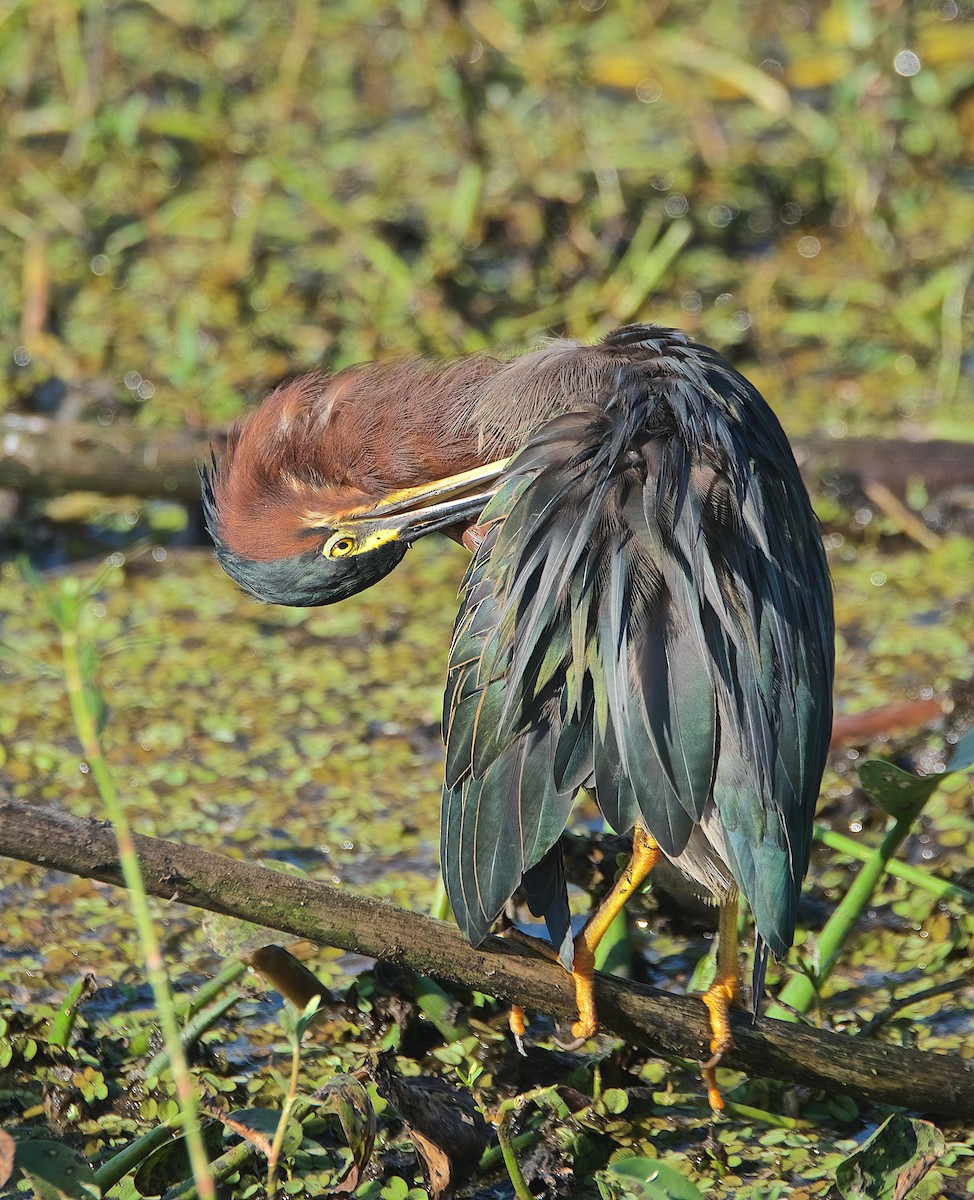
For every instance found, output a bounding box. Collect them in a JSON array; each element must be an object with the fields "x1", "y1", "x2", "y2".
[
  {"x1": 2, "y1": 2, "x2": 974, "y2": 1195},
  {"x1": 2, "y1": 0, "x2": 972, "y2": 435}
]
